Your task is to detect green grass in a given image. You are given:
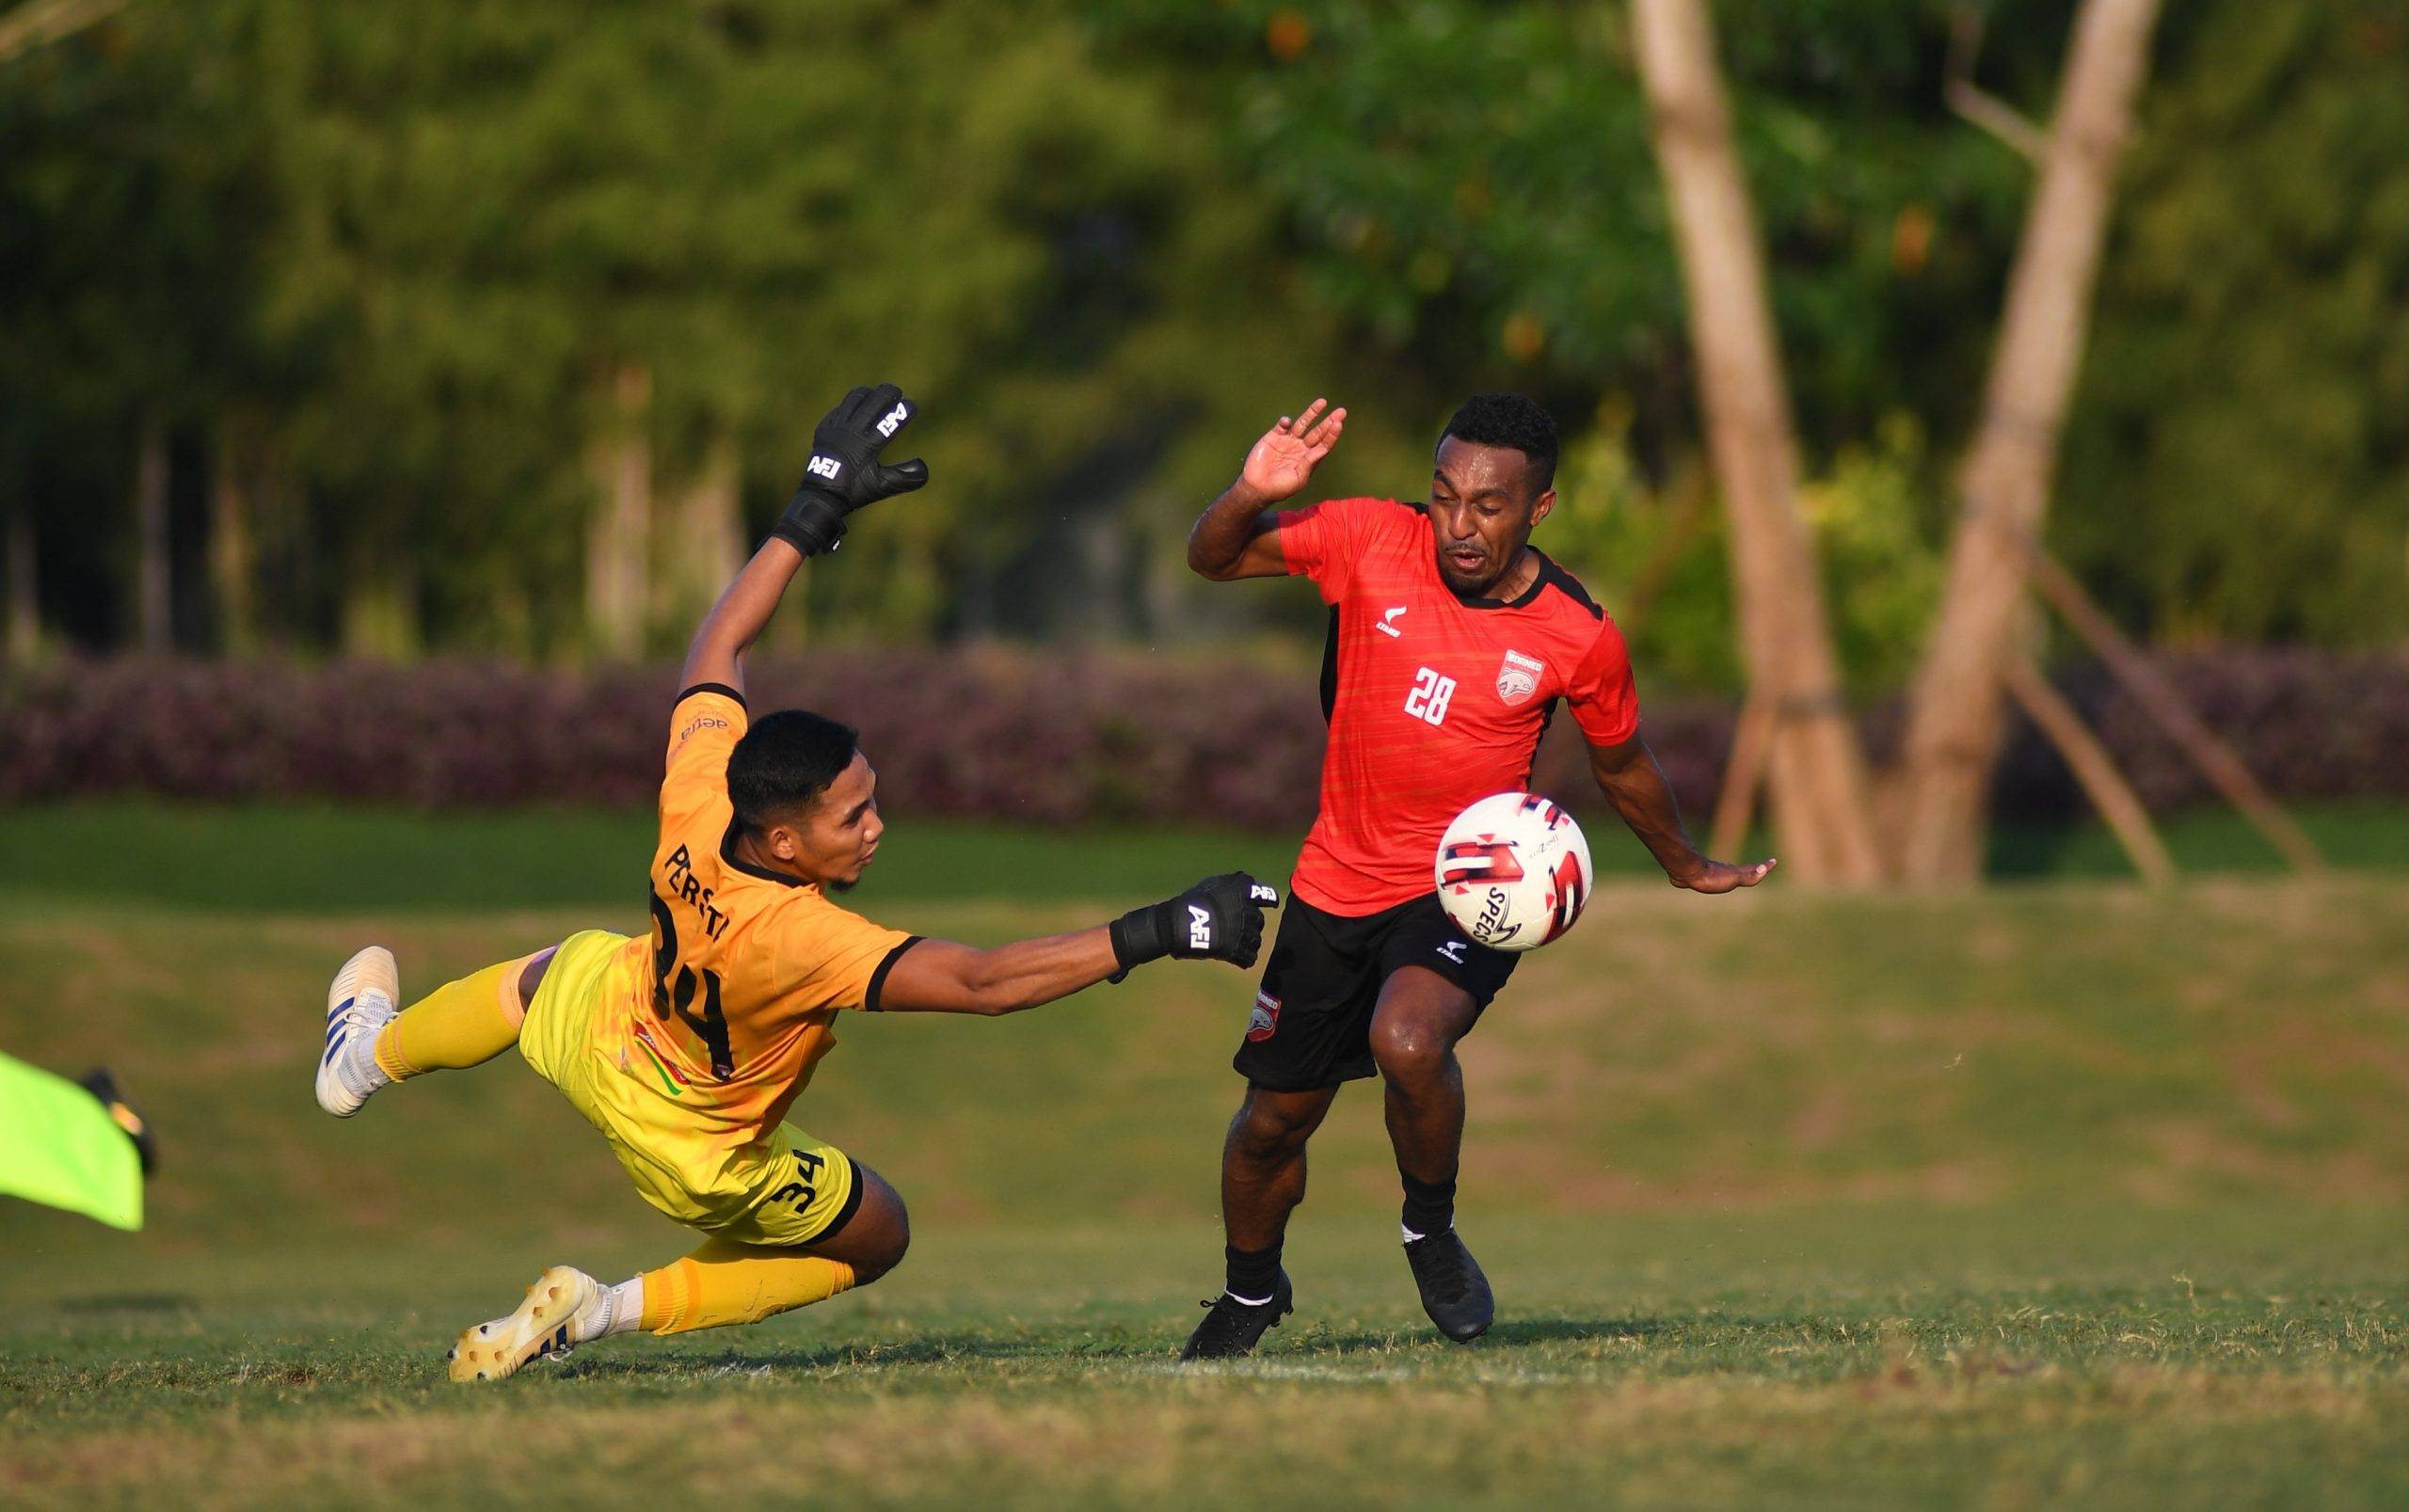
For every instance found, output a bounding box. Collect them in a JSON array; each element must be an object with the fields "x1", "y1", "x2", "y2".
[
  {"x1": 7, "y1": 1210, "x2": 2405, "y2": 1509},
  {"x1": 4, "y1": 877, "x2": 2406, "y2": 1505},
  {"x1": 0, "y1": 800, "x2": 1308, "y2": 913},
  {"x1": 2, "y1": 797, "x2": 2403, "y2": 915},
  {"x1": 1986, "y1": 798, "x2": 2409, "y2": 878}
]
